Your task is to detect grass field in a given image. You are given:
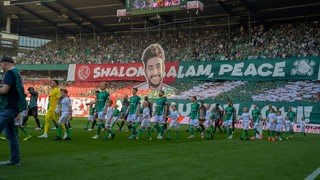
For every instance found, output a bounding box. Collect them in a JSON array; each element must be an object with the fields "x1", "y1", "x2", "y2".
[{"x1": 0, "y1": 116, "x2": 319, "y2": 180}]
